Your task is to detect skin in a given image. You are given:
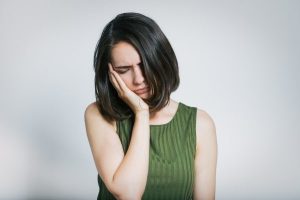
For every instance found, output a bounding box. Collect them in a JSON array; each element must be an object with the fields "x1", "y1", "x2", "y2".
[
  {"x1": 108, "y1": 41, "x2": 181, "y2": 124},
  {"x1": 84, "y1": 41, "x2": 218, "y2": 200}
]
